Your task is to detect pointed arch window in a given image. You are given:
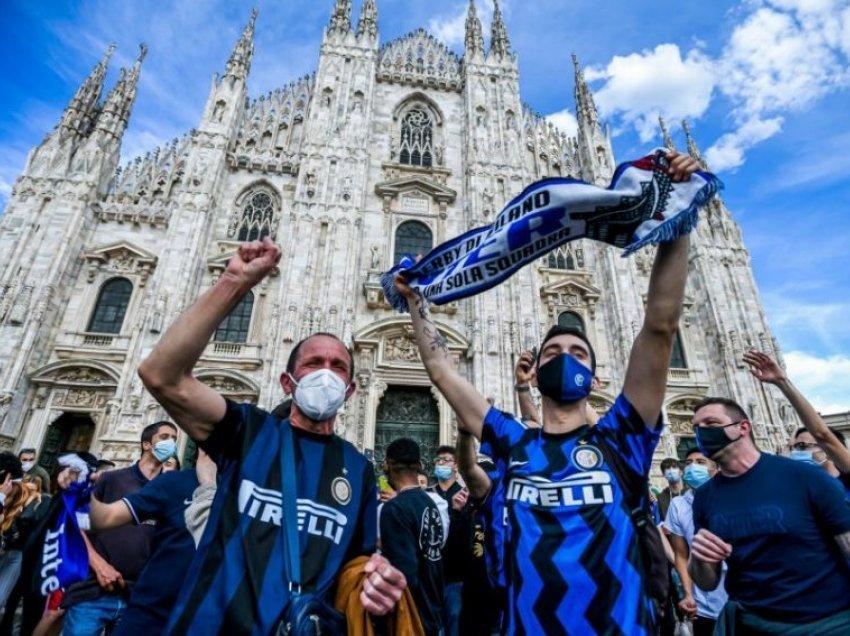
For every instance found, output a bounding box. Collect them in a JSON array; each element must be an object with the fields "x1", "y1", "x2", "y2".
[
  {"x1": 557, "y1": 311, "x2": 585, "y2": 333},
  {"x1": 214, "y1": 291, "x2": 254, "y2": 343},
  {"x1": 548, "y1": 250, "x2": 575, "y2": 270},
  {"x1": 670, "y1": 330, "x2": 687, "y2": 369},
  {"x1": 394, "y1": 221, "x2": 433, "y2": 265},
  {"x1": 237, "y1": 190, "x2": 276, "y2": 242},
  {"x1": 87, "y1": 278, "x2": 133, "y2": 334},
  {"x1": 399, "y1": 109, "x2": 433, "y2": 168}
]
